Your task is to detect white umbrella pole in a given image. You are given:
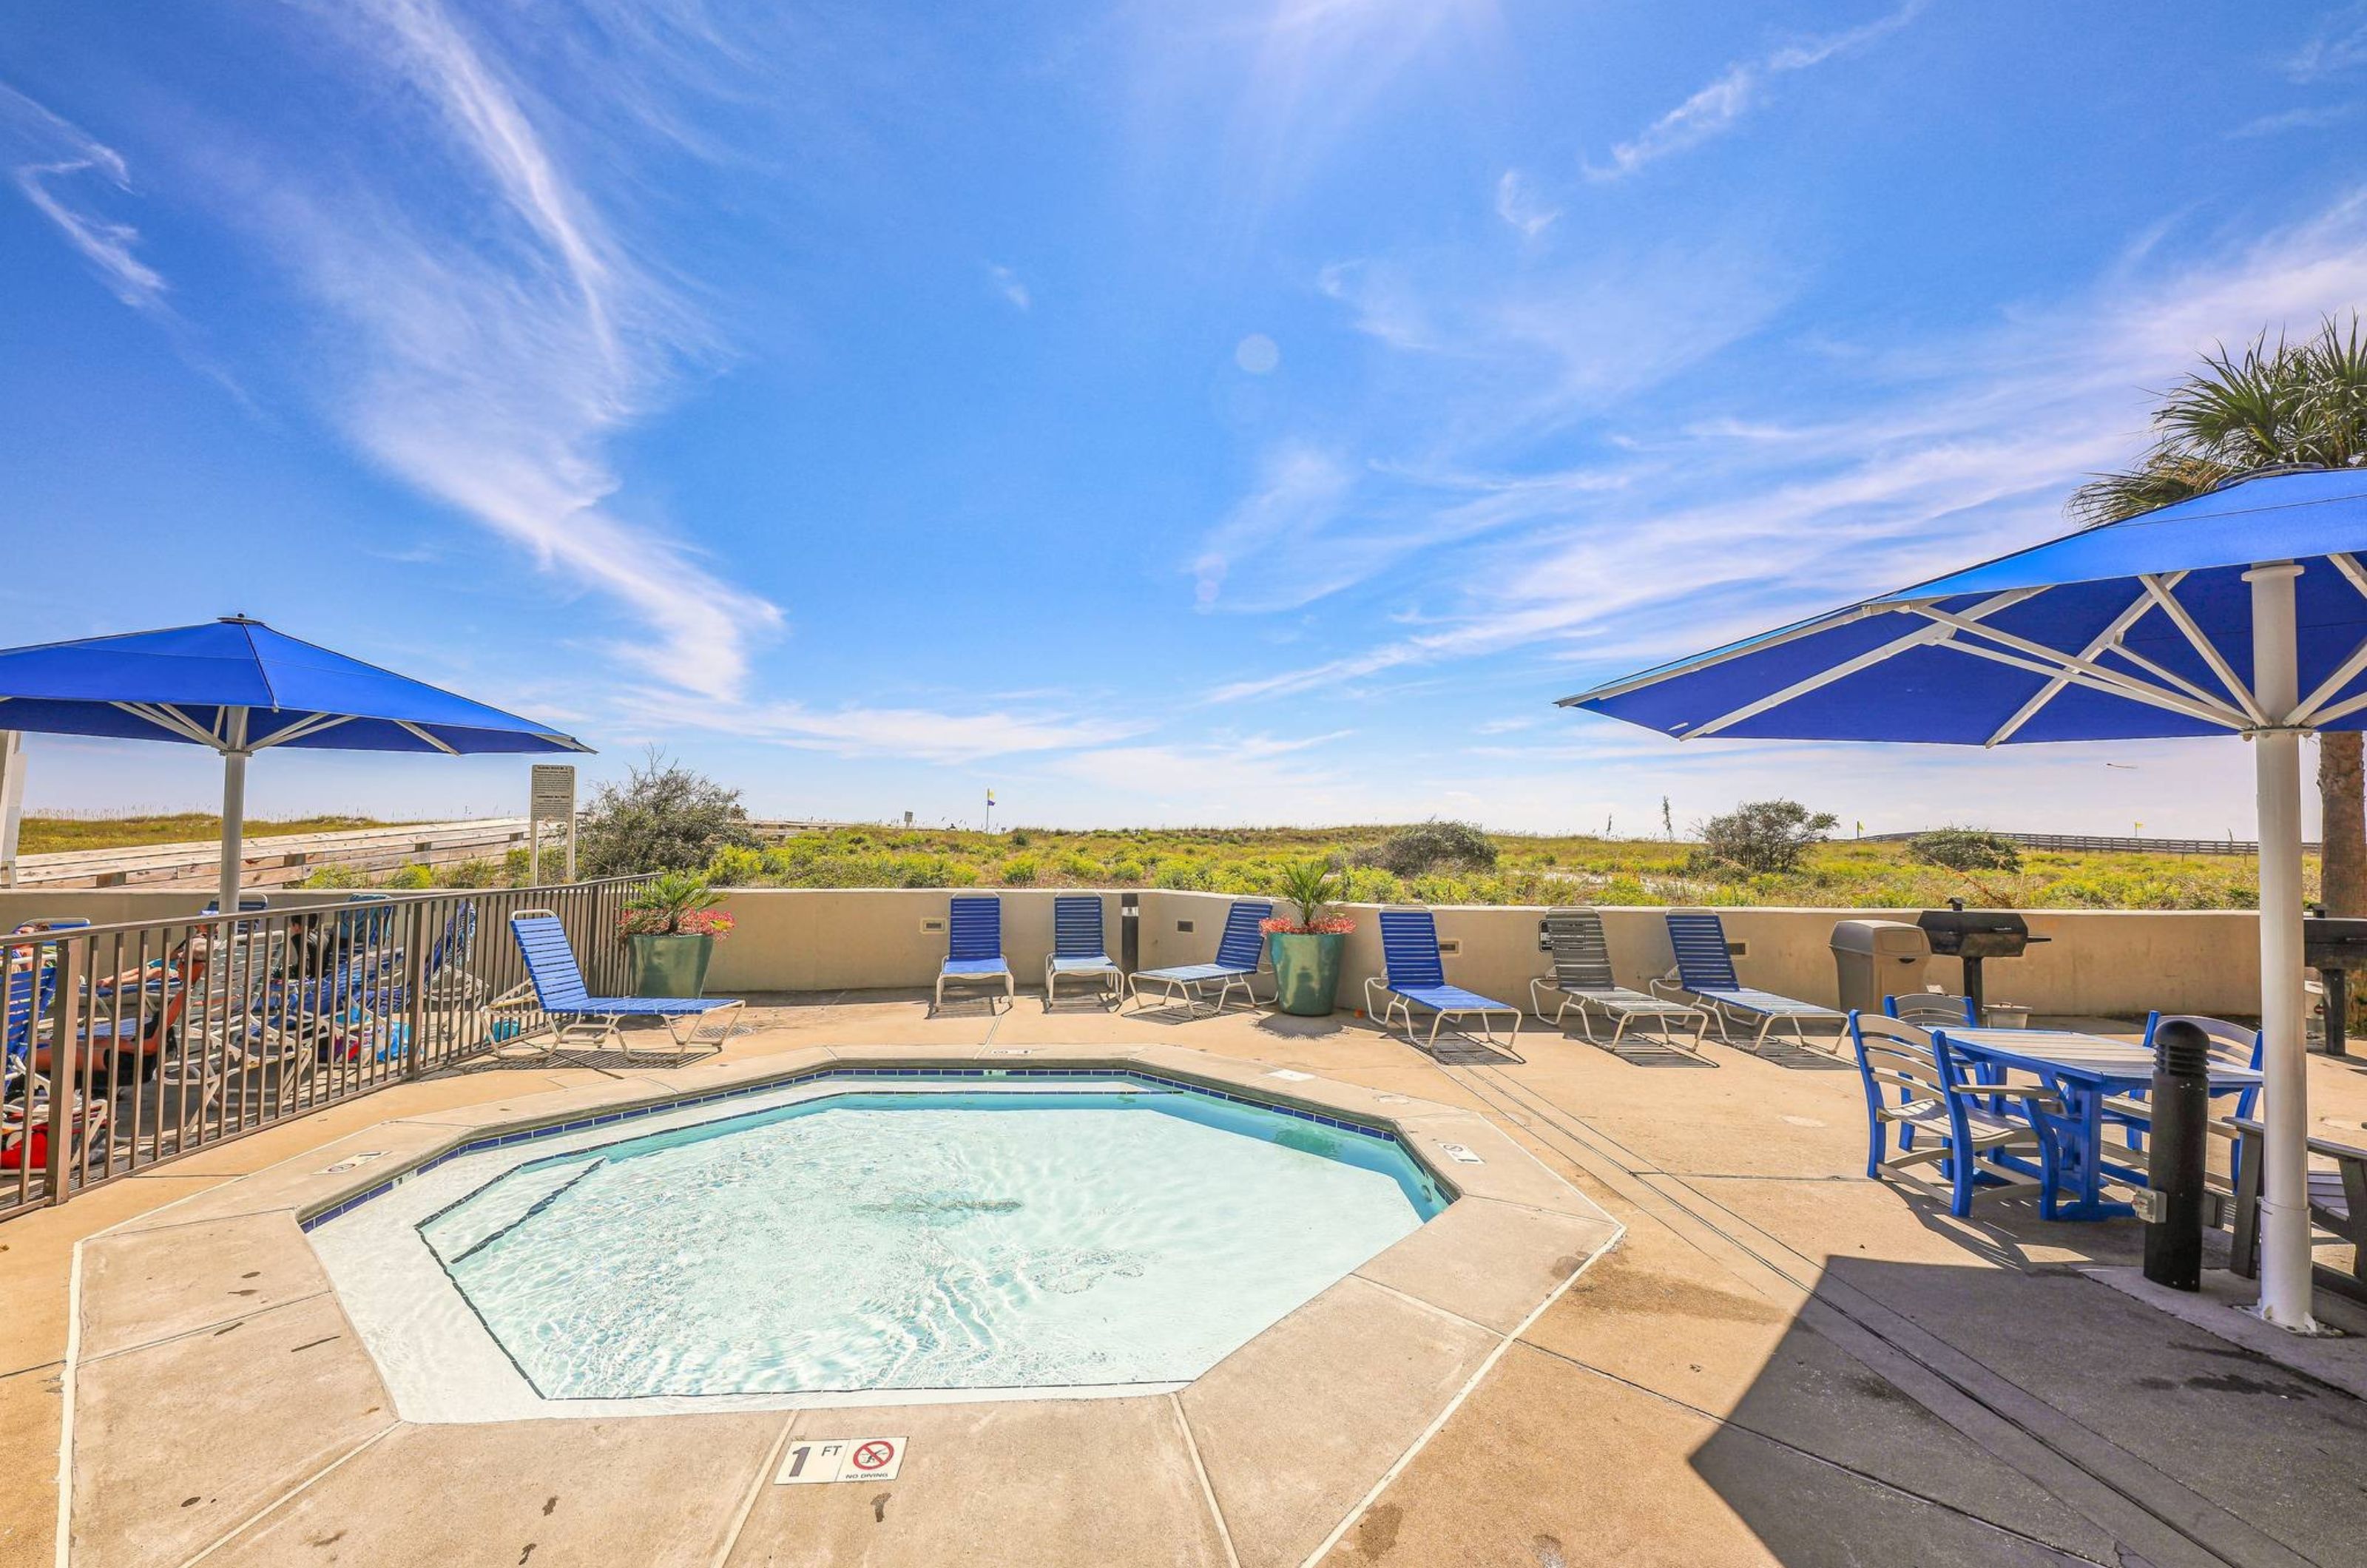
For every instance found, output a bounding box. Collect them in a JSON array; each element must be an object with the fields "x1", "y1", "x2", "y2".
[
  {"x1": 2247, "y1": 564, "x2": 2318, "y2": 1331},
  {"x1": 217, "y1": 750, "x2": 248, "y2": 919}
]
